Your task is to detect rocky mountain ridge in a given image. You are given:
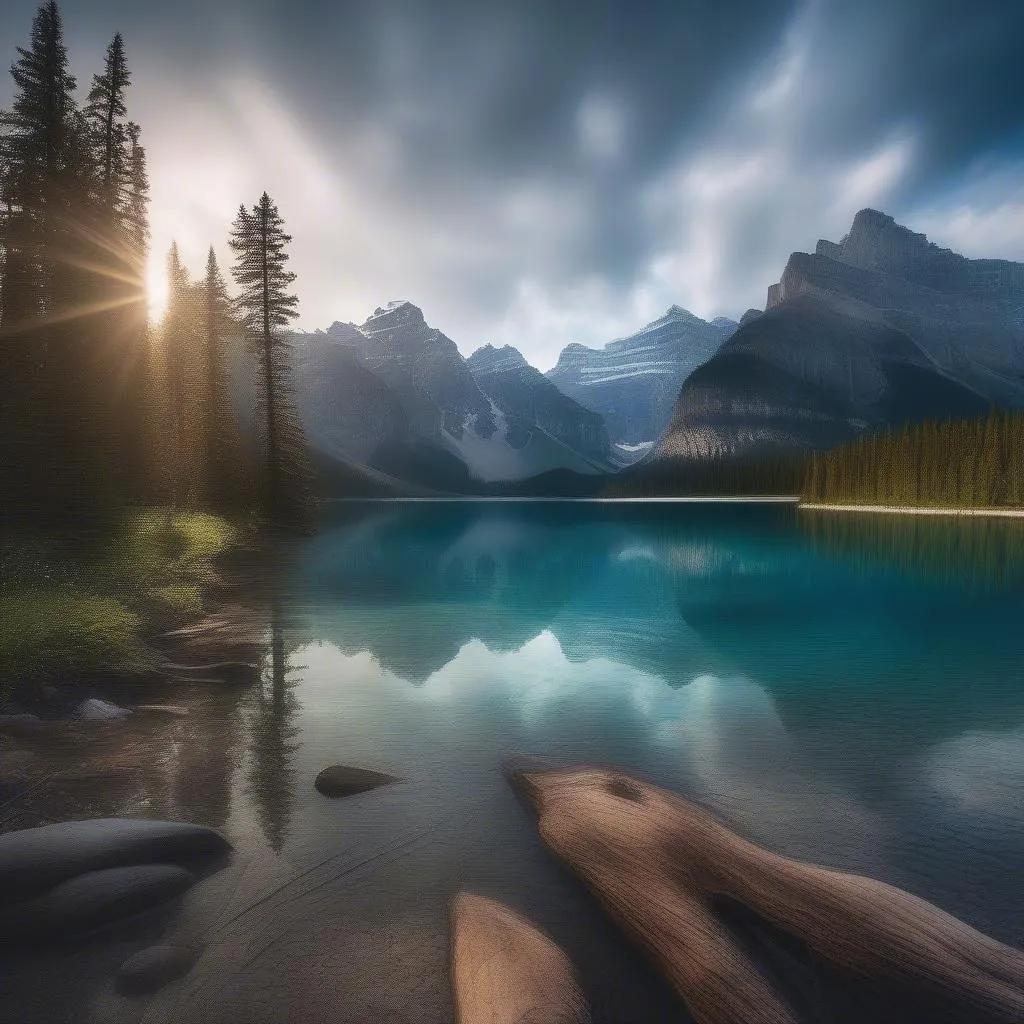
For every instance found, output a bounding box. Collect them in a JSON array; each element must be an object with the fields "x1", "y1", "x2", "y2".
[
  {"x1": 546, "y1": 305, "x2": 738, "y2": 446},
  {"x1": 653, "y1": 209, "x2": 1024, "y2": 465}
]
